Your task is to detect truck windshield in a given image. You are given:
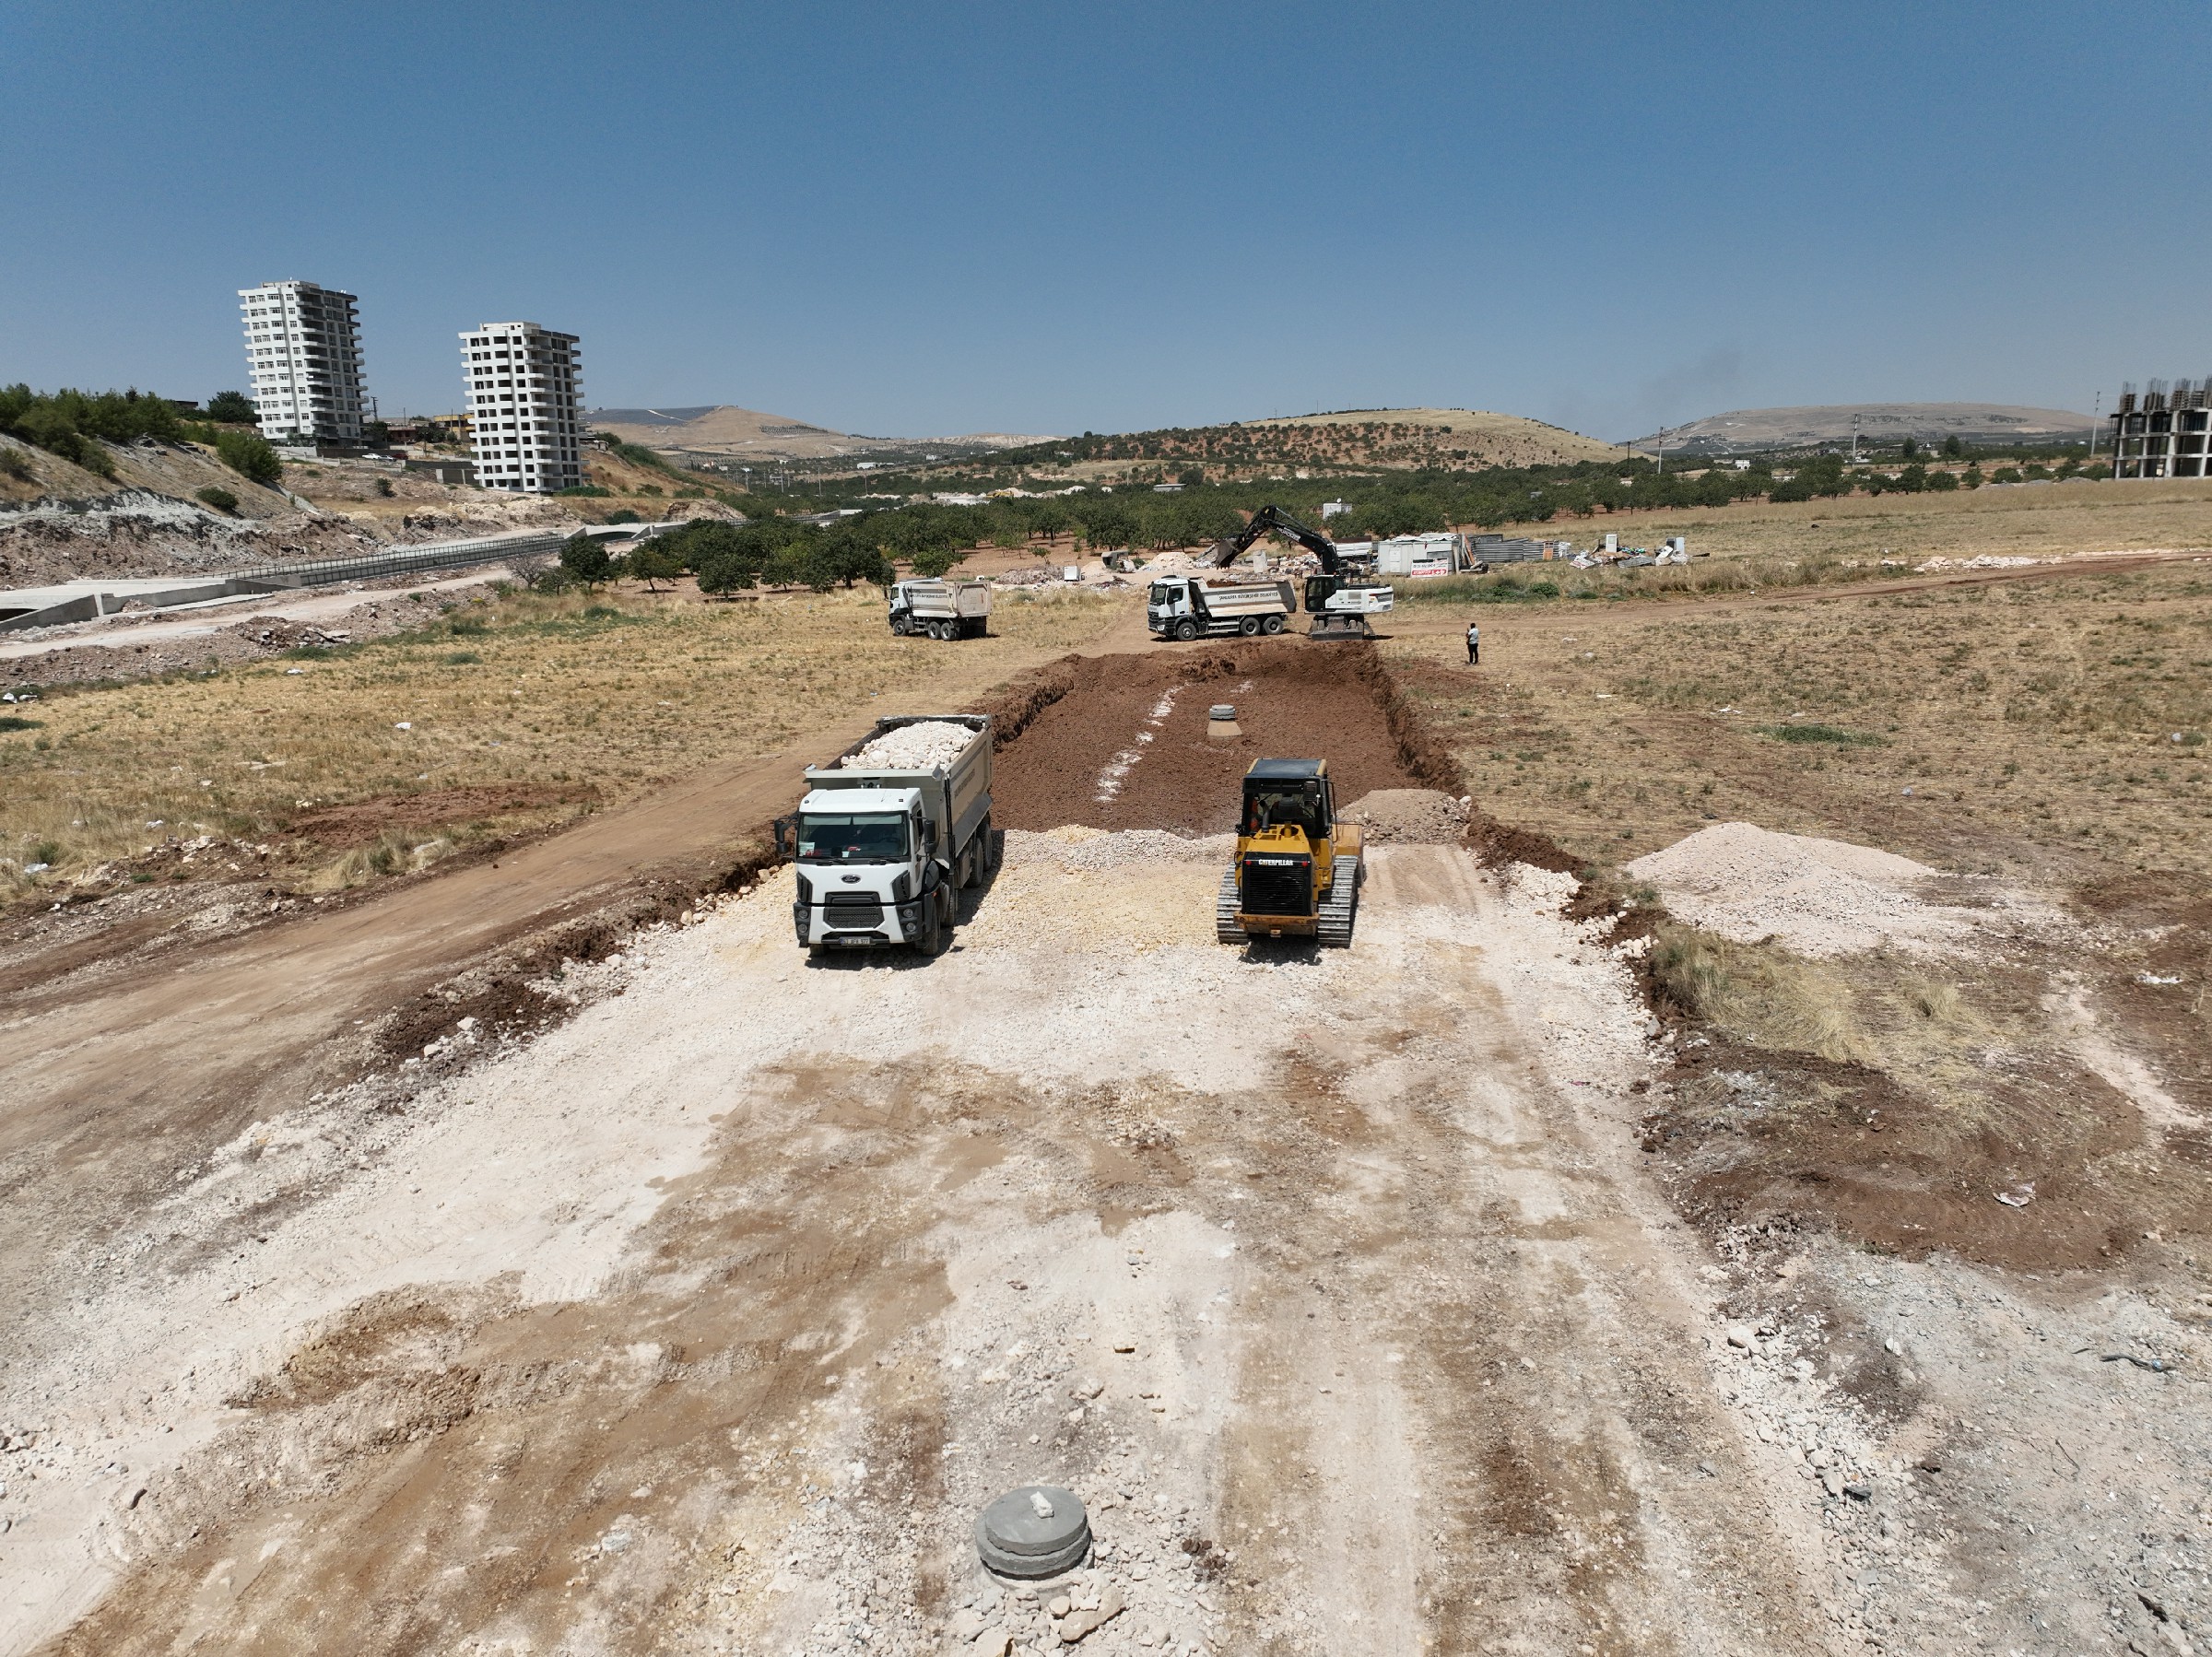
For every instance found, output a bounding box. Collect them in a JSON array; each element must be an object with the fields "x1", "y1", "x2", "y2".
[
  {"x1": 798, "y1": 813, "x2": 908, "y2": 863},
  {"x1": 1148, "y1": 583, "x2": 1177, "y2": 607}
]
